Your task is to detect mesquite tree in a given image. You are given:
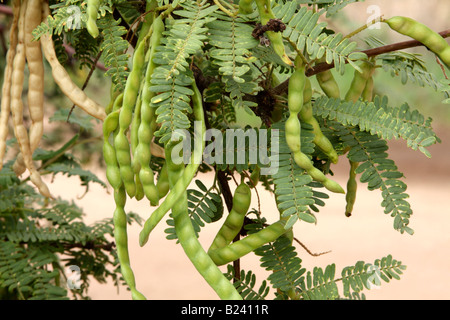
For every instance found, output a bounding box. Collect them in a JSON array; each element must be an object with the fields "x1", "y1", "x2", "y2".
[{"x1": 0, "y1": 0, "x2": 448, "y2": 300}]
